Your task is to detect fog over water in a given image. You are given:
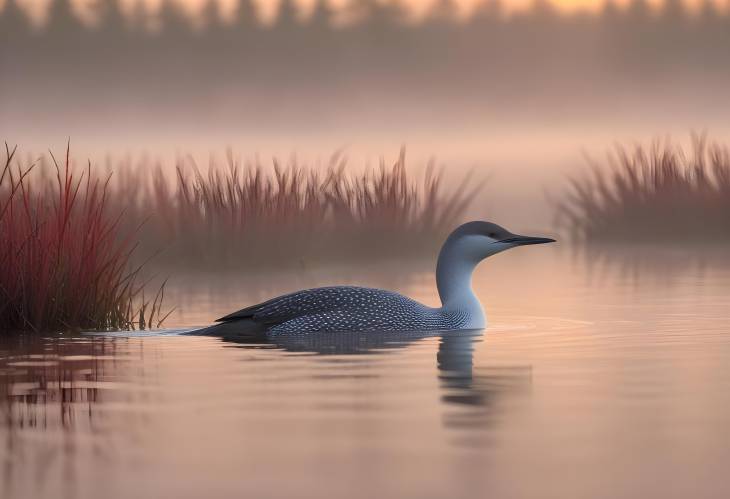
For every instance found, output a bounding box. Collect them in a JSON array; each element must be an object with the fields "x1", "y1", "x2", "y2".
[{"x1": 3, "y1": 0, "x2": 730, "y2": 227}]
